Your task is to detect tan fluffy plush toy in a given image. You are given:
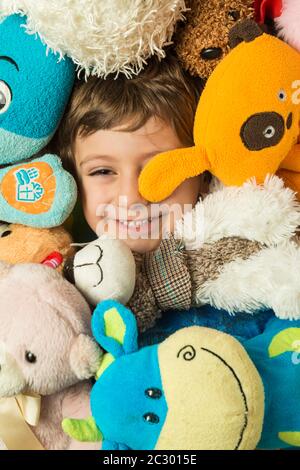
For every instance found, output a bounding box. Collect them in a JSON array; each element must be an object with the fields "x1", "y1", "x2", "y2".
[
  {"x1": 174, "y1": 0, "x2": 255, "y2": 80},
  {"x1": 0, "y1": 223, "x2": 74, "y2": 271}
]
